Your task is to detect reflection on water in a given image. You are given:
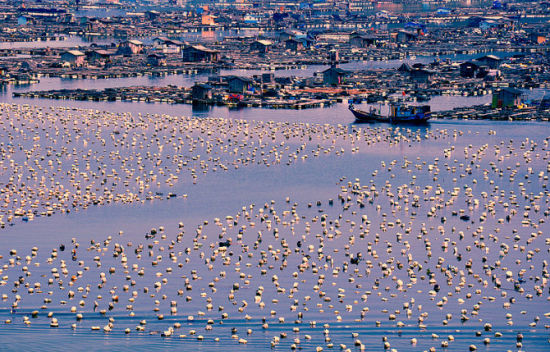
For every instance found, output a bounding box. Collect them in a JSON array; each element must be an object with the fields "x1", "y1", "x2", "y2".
[{"x1": 191, "y1": 102, "x2": 211, "y2": 113}]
